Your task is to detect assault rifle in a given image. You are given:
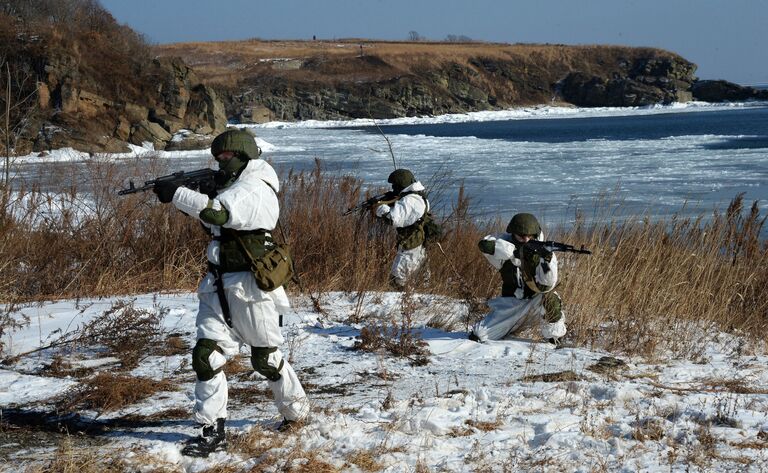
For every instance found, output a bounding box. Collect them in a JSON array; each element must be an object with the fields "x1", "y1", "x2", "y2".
[
  {"x1": 524, "y1": 240, "x2": 592, "y2": 256},
  {"x1": 343, "y1": 191, "x2": 398, "y2": 216},
  {"x1": 117, "y1": 168, "x2": 222, "y2": 196}
]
